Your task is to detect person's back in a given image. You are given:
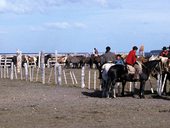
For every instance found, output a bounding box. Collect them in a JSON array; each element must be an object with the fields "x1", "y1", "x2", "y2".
[
  {"x1": 98, "y1": 46, "x2": 115, "y2": 79},
  {"x1": 102, "y1": 46, "x2": 115, "y2": 64}
]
